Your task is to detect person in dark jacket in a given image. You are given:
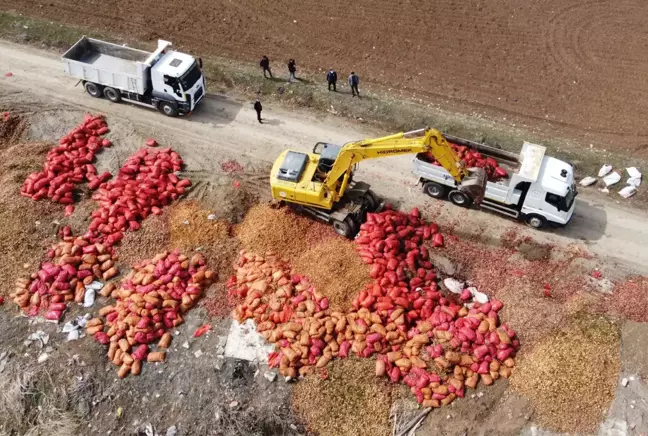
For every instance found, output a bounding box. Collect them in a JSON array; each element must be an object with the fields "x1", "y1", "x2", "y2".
[
  {"x1": 326, "y1": 68, "x2": 337, "y2": 91},
  {"x1": 288, "y1": 59, "x2": 297, "y2": 82},
  {"x1": 253, "y1": 99, "x2": 263, "y2": 123},
  {"x1": 348, "y1": 72, "x2": 360, "y2": 97},
  {"x1": 260, "y1": 56, "x2": 272, "y2": 79}
]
